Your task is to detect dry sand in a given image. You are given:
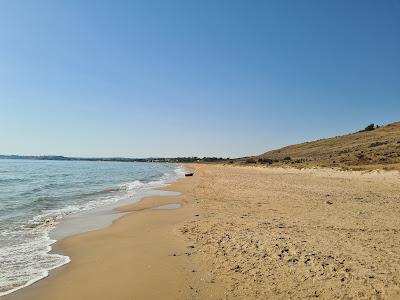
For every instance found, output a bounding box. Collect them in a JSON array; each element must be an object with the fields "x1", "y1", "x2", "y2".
[{"x1": 6, "y1": 164, "x2": 400, "y2": 299}]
